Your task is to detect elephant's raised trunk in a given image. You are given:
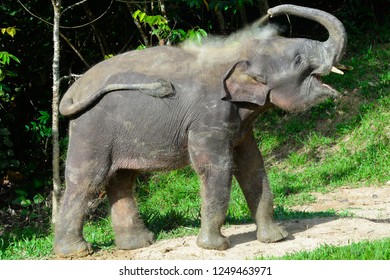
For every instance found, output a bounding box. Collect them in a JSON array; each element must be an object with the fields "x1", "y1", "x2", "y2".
[{"x1": 268, "y1": 5, "x2": 347, "y2": 72}]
